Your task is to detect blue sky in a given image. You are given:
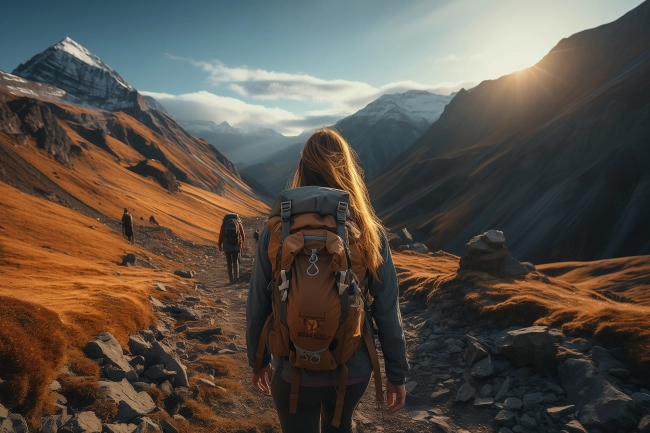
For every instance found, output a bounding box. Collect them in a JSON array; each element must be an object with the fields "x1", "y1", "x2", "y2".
[{"x1": 0, "y1": 0, "x2": 644, "y2": 135}]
